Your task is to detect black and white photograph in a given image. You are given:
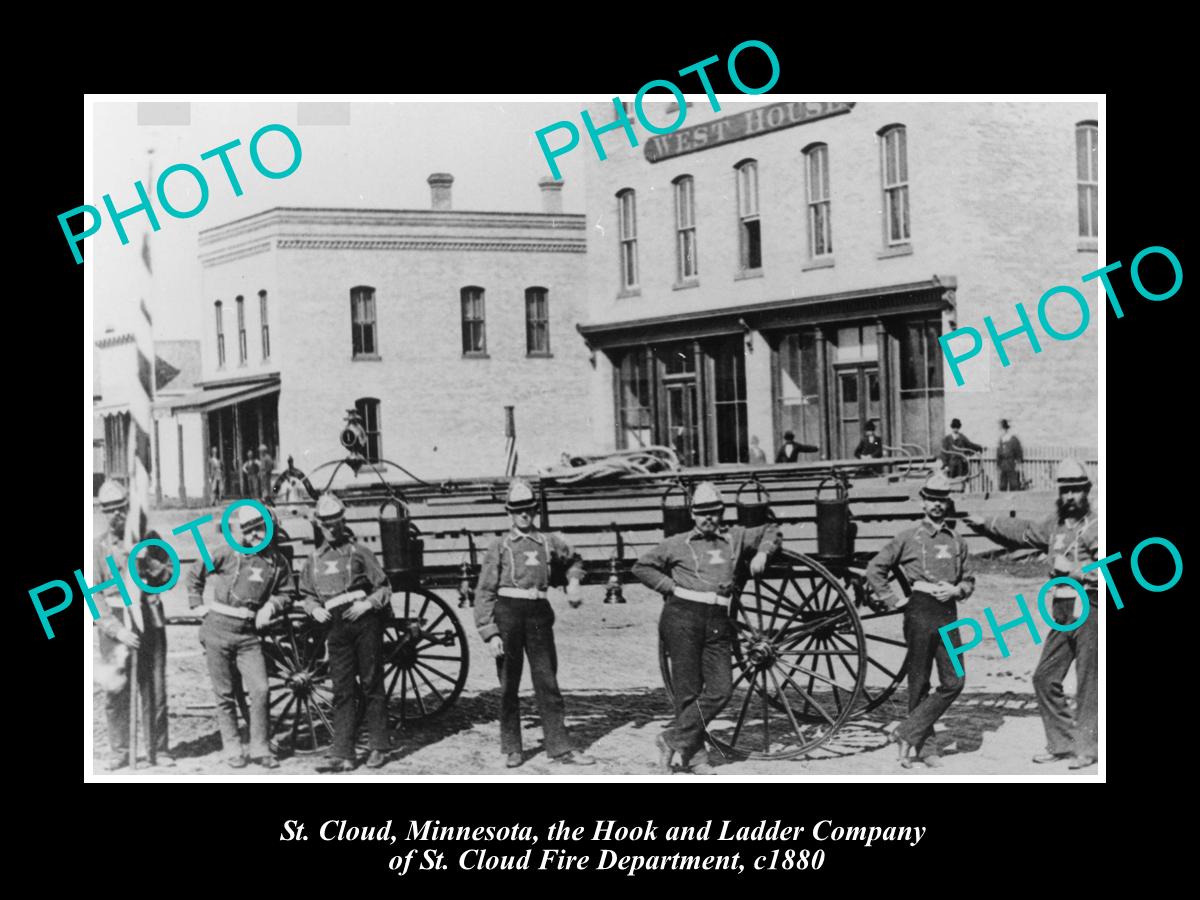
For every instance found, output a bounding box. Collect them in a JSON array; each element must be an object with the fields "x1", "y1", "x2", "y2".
[{"x1": 82, "y1": 94, "x2": 1110, "y2": 782}]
